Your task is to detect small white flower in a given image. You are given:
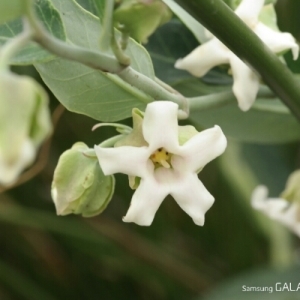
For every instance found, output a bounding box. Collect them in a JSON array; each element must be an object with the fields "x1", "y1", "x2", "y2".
[
  {"x1": 95, "y1": 101, "x2": 227, "y2": 226},
  {"x1": 251, "y1": 185, "x2": 300, "y2": 237},
  {"x1": 175, "y1": 0, "x2": 299, "y2": 111}
]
